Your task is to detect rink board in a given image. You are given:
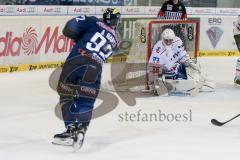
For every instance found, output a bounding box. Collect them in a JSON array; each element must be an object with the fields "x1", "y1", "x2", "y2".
[{"x1": 0, "y1": 16, "x2": 239, "y2": 74}]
